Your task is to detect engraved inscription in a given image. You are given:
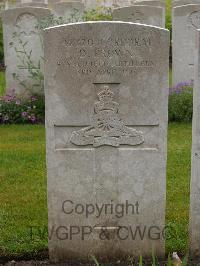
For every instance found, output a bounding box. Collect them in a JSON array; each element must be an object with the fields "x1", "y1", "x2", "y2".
[
  {"x1": 70, "y1": 86, "x2": 144, "y2": 147},
  {"x1": 64, "y1": 37, "x2": 152, "y2": 47},
  {"x1": 57, "y1": 35, "x2": 155, "y2": 76},
  {"x1": 188, "y1": 11, "x2": 200, "y2": 29}
]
